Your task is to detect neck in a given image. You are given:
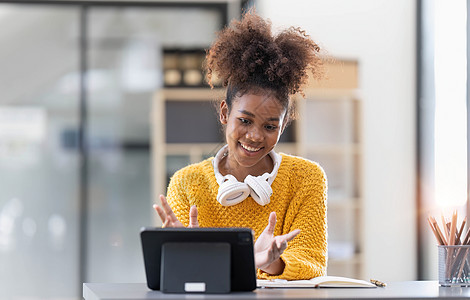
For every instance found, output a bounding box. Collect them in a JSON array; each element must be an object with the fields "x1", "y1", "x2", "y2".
[{"x1": 220, "y1": 152, "x2": 274, "y2": 182}]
